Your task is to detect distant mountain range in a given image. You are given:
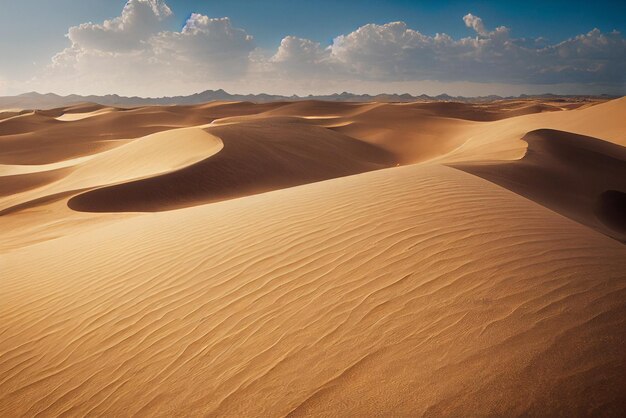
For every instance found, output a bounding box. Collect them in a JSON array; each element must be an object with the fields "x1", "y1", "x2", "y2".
[{"x1": 0, "y1": 89, "x2": 618, "y2": 110}]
